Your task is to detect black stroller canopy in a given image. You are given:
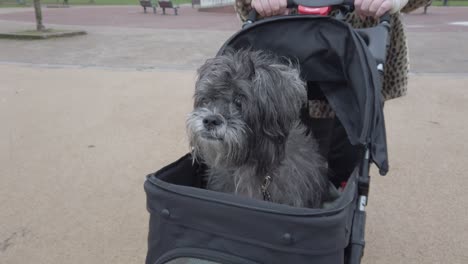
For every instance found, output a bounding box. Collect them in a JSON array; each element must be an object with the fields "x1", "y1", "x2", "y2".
[{"x1": 218, "y1": 15, "x2": 389, "y2": 175}]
